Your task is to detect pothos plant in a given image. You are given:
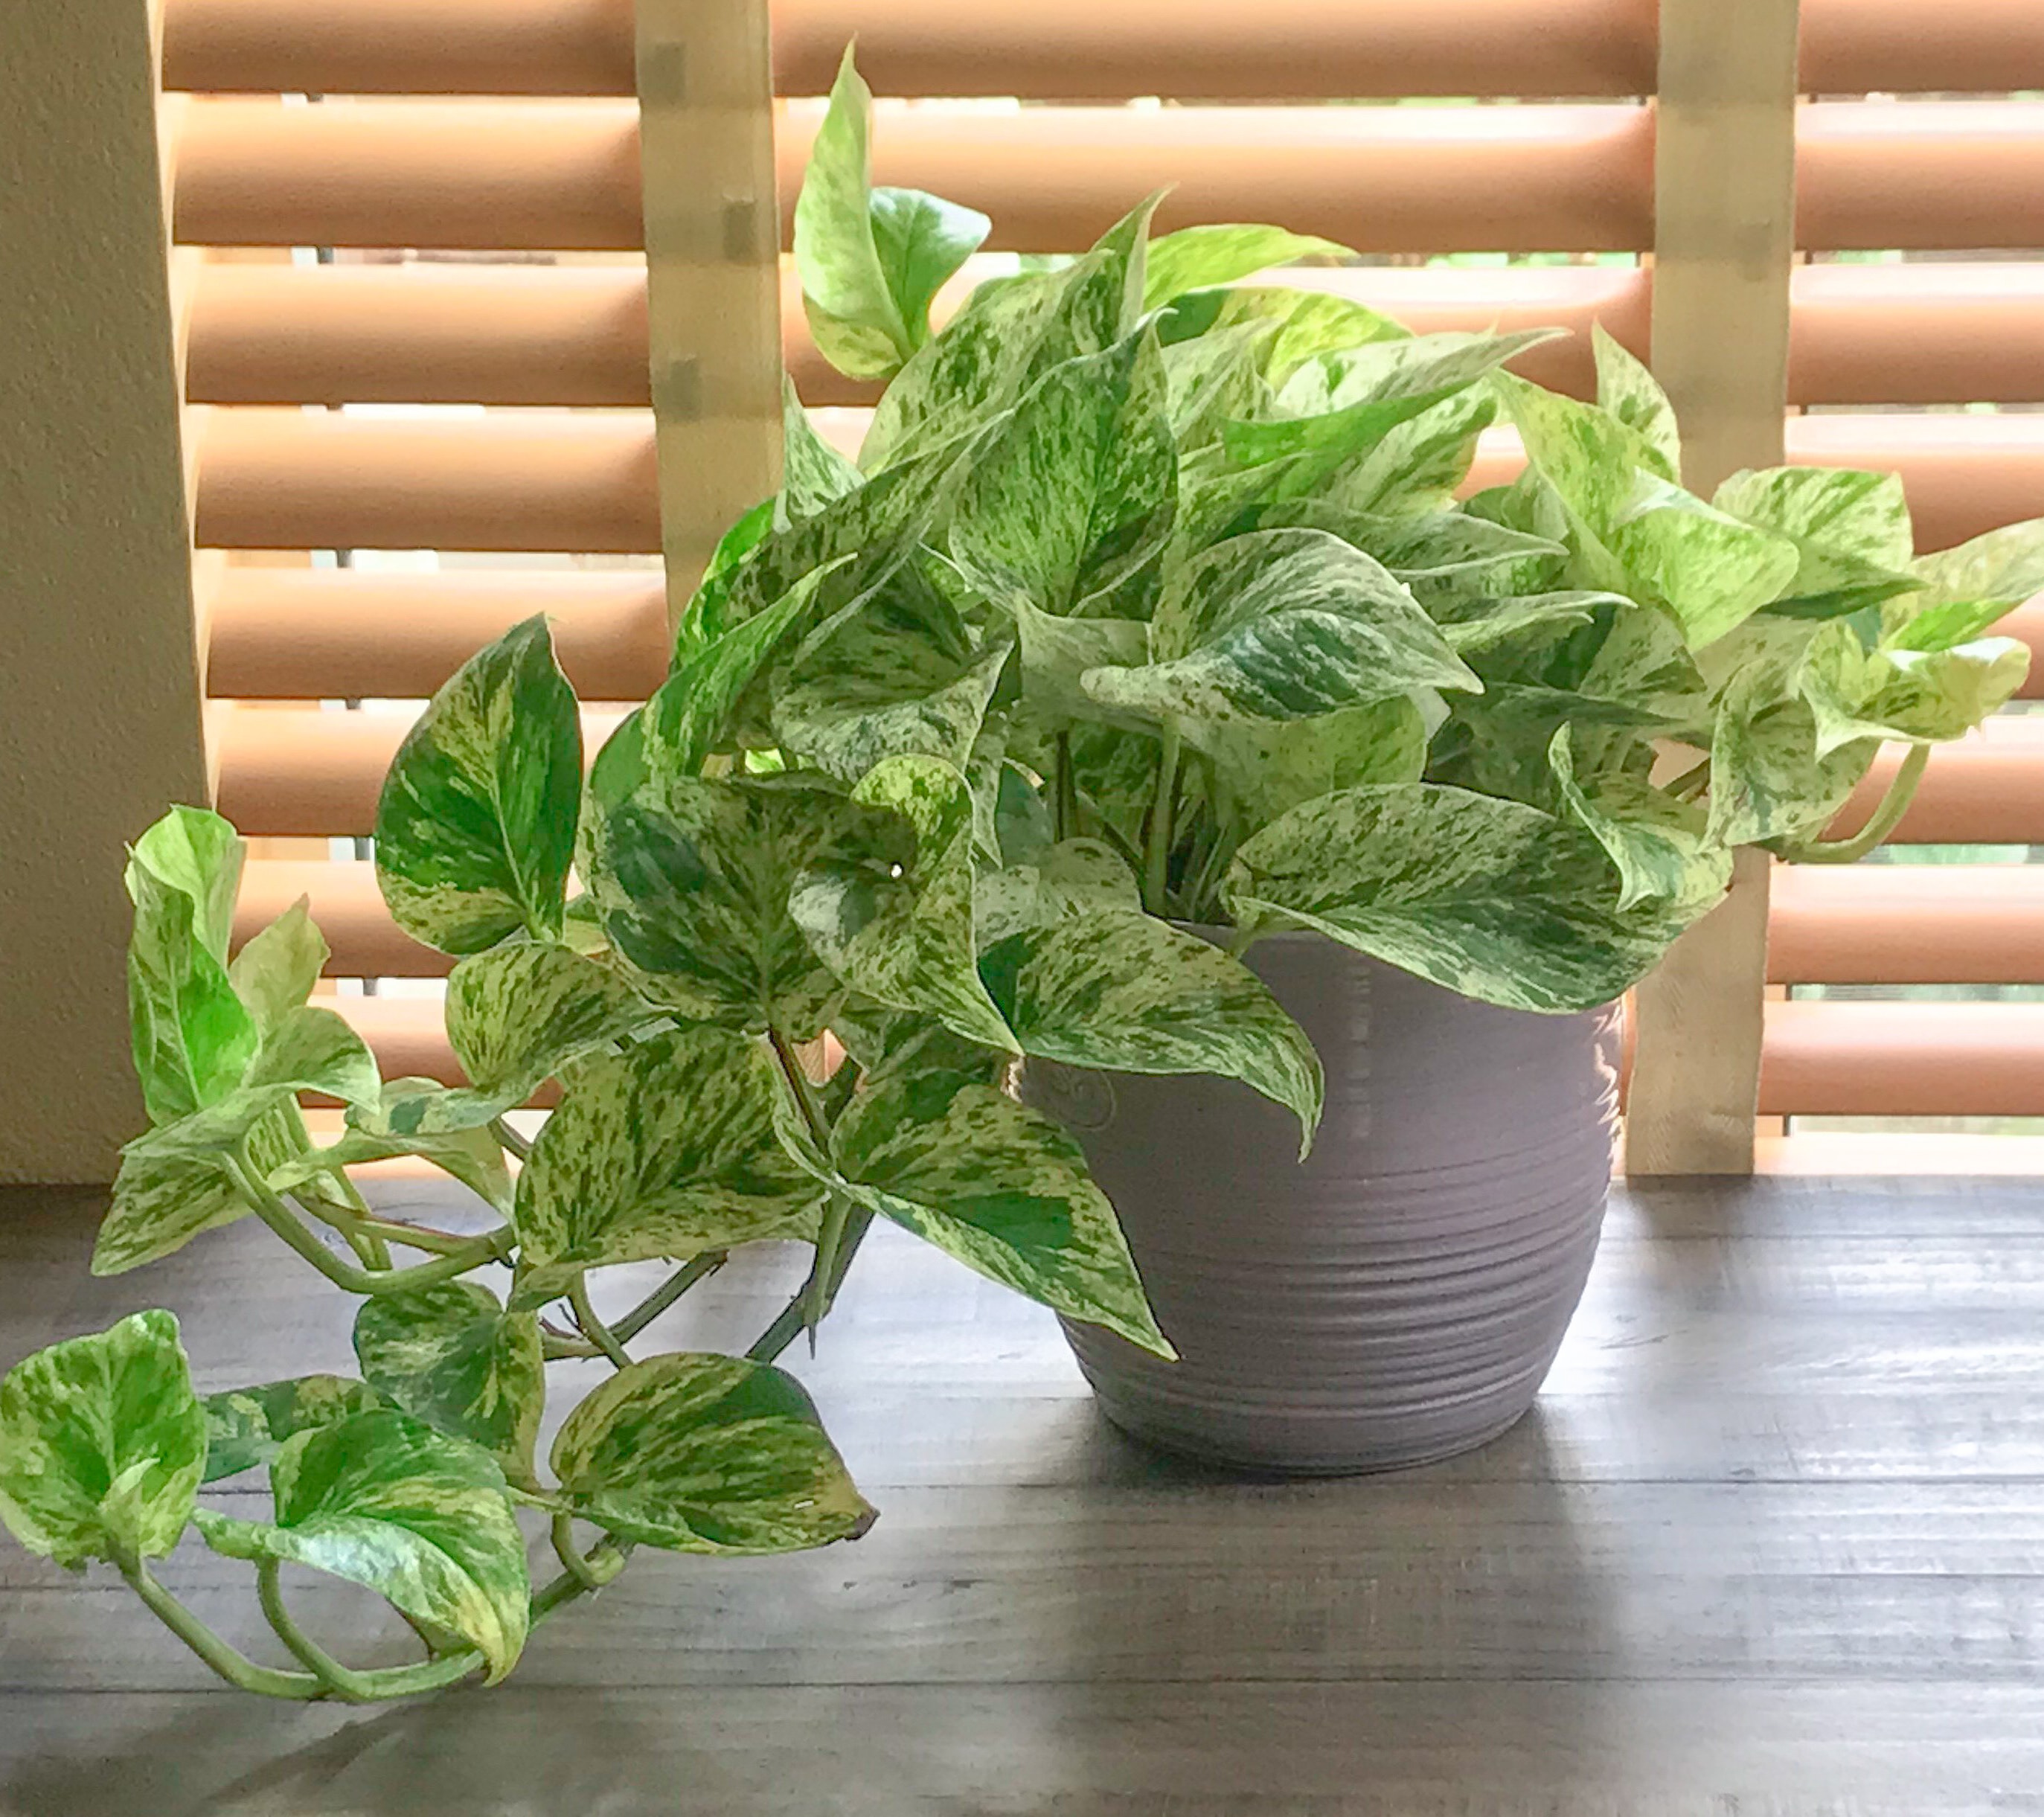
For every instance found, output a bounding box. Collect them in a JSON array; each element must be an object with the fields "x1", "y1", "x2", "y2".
[{"x1": 4, "y1": 46, "x2": 2040, "y2": 1703}]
